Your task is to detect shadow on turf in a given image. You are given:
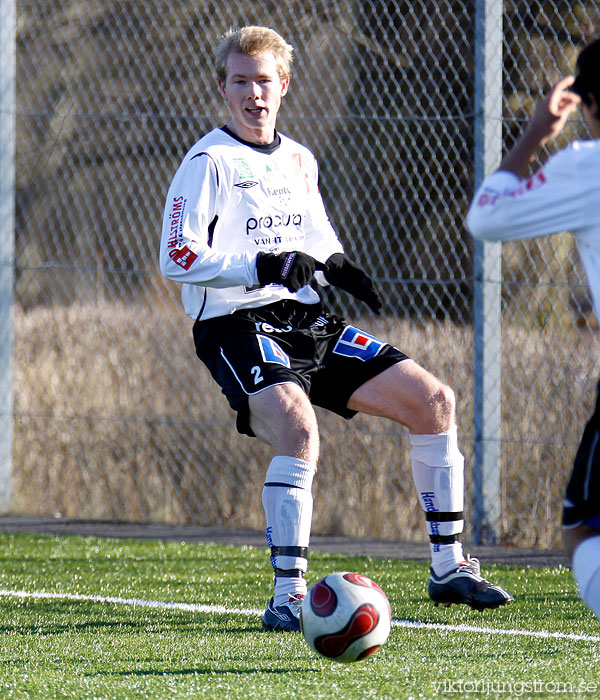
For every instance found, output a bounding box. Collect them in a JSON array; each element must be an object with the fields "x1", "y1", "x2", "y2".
[
  {"x1": 0, "y1": 620, "x2": 143, "y2": 636},
  {"x1": 85, "y1": 668, "x2": 321, "y2": 677}
]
